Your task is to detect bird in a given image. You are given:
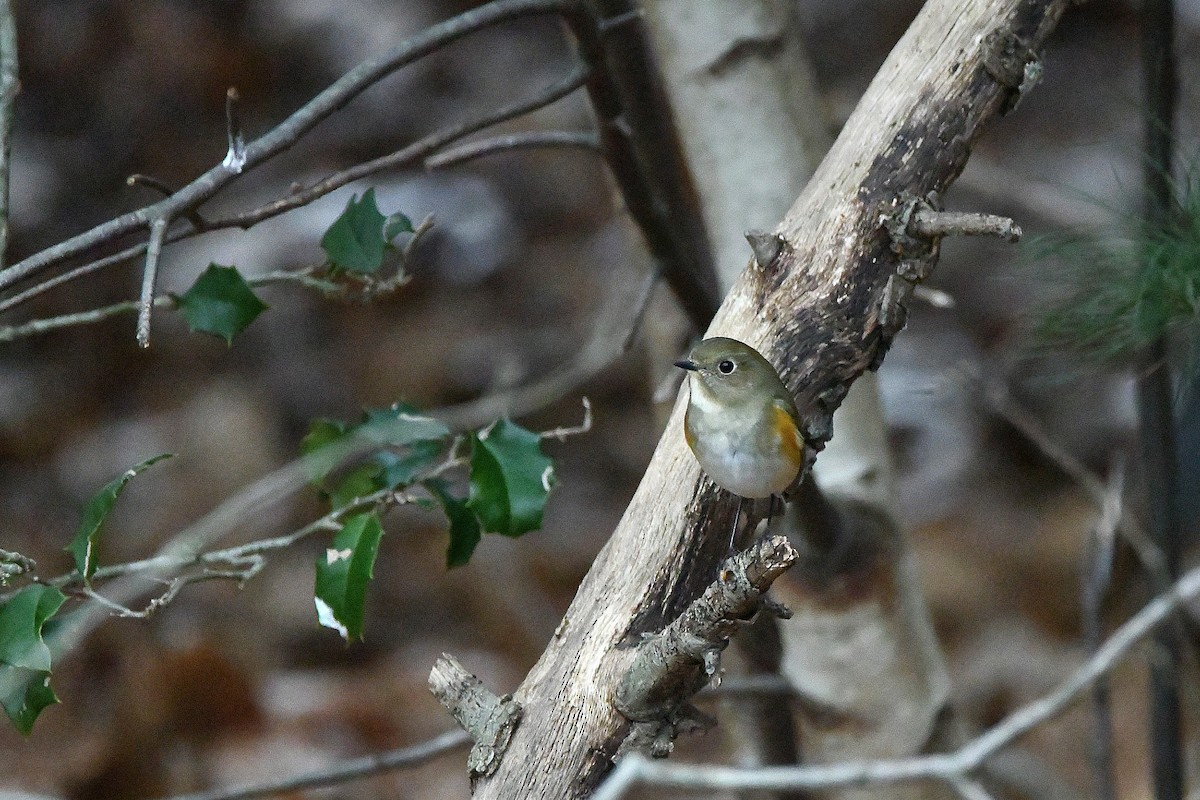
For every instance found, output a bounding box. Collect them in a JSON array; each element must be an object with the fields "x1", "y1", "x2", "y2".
[{"x1": 675, "y1": 337, "x2": 804, "y2": 547}]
